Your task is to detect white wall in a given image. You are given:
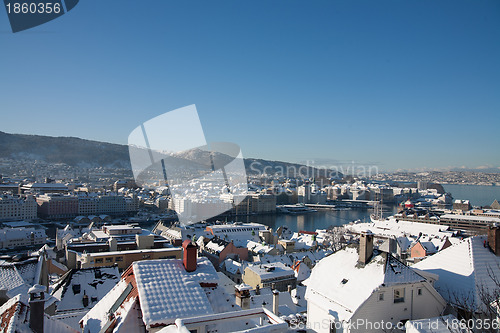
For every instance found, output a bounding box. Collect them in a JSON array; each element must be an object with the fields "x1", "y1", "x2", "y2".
[
  {"x1": 350, "y1": 282, "x2": 446, "y2": 333},
  {"x1": 306, "y1": 281, "x2": 446, "y2": 333},
  {"x1": 307, "y1": 299, "x2": 337, "y2": 333}
]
